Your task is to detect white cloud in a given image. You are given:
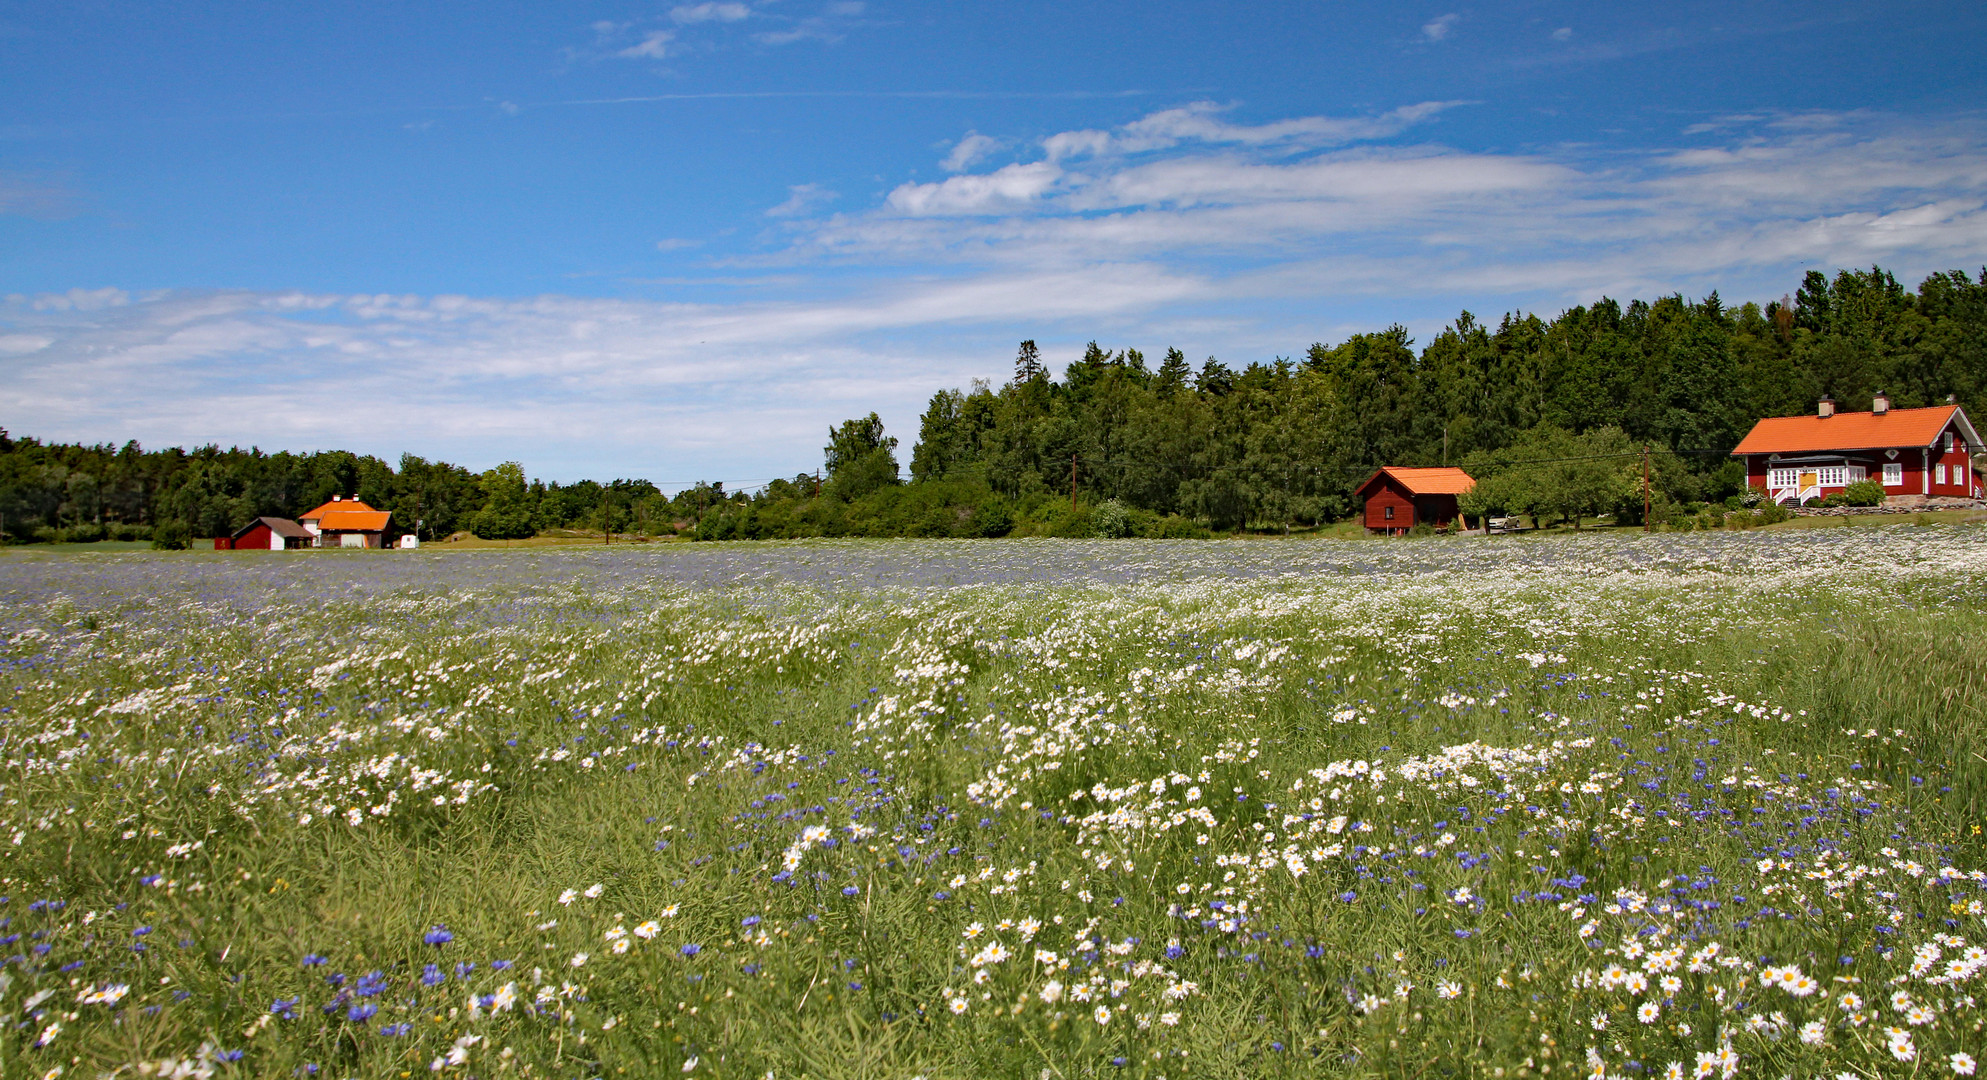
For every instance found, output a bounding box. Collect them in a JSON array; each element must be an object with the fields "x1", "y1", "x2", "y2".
[
  {"x1": 618, "y1": 30, "x2": 674, "y2": 58},
  {"x1": 0, "y1": 171, "x2": 77, "y2": 219},
  {"x1": 885, "y1": 162, "x2": 1064, "y2": 216},
  {"x1": 1042, "y1": 100, "x2": 1464, "y2": 160},
  {"x1": 1552, "y1": 27, "x2": 1573, "y2": 42},
  {"x1": 765, "y1": 183, "x2": 839, "y2": 217},
  {"x1": 1422, "y1": 13, "x2": 1459, "y2": 42},
  {"x1": 11, "y1": 108, "x2": 1986, "y2": 483},
  {"x1": 670, "y1": 2, "x2": 751, "y2": 24},
  {"x1": 655, "y1": 237, "x2": 703, "y2": 251},
  {"x1": 940, "y1": 132, "x2": 1001, "y2": 172}
]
